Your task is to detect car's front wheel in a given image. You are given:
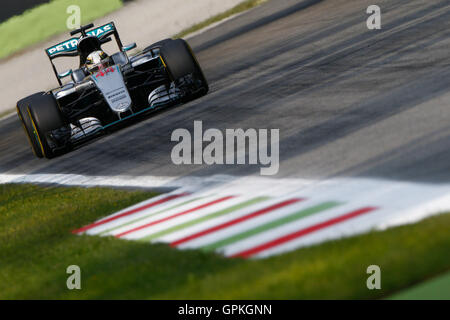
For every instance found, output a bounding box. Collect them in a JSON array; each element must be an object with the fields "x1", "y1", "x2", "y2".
[
  {"x1": 159, "y1": 39, "x2": 209, "y2": 100},
  {"x1": 27, "y1": 94, "x2": 68, "y2": 159},
  {"x1": 17, "y1": 92, "x2": 46, "y2": 158}
]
